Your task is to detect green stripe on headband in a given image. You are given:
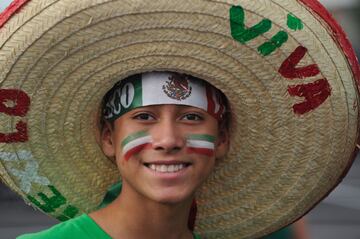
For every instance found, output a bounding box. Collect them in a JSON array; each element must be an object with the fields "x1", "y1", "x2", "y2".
[{"x1": 103, "y1": 74, "x2": 143, "y2": 122}]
